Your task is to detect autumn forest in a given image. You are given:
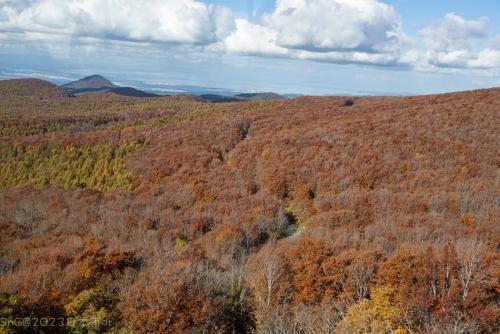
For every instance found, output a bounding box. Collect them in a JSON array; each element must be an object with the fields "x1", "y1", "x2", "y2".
[{"x1": 0, "y1": 78, "x2": 498, "y2": 334}]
